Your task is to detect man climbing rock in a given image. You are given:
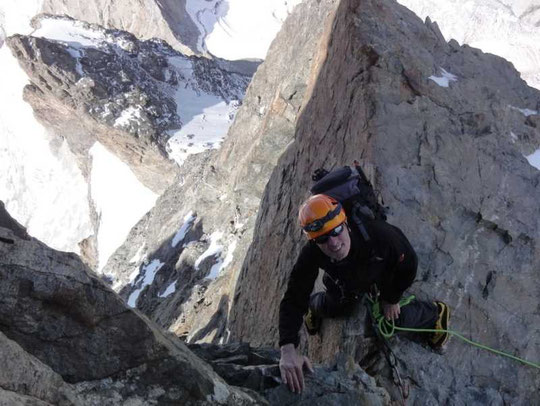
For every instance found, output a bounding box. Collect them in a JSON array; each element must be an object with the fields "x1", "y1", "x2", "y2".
[{"x1": 278, "y1": 194, "x2": 450, "y2": 393}]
